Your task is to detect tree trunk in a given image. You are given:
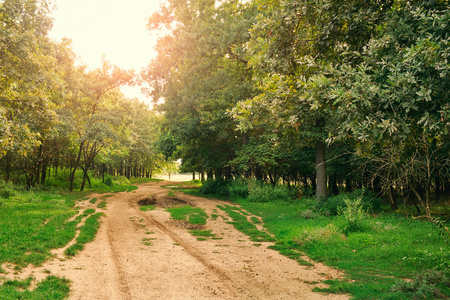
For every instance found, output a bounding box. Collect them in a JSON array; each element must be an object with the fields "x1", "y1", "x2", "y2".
[
  {"x1": 70, "y1": 140, "x2": 85, "y2": 192},
  {"x1": 40, "y1": 162, "x2": 48, "y2": 185},
  {"x1": 315, "y1": 140, "x2": 327, "y2": 200},
  {"x1": 330, "y1": 175, "x2": 338, "y2": 195},
  {"x1": 192, "y1": 171, "x2": 195, "y2": 181}
]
